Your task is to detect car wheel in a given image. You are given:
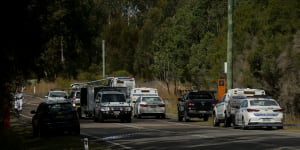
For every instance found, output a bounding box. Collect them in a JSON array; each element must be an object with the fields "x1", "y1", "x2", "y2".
[
  {"x1": 241, "y1": 117, "x2": 248, "y2": 130},
  {"x1": 178, "y1": 110, "x2": 183, "y2": 121},
  {"x1": 94, "y1": 113, "x2": 99, "y2": 122},
  {"x1": 224, "y1": 115, "x2": 231, "y2": 127},
  {"x1": 38, "y1": 125, "x2": 46, "y2": 137},
  {"x1": 99, "y1": 112, "x2": 104, "y2": 123},
  {"x1": 203, "y1": 115, "x2": 209, "y2": 121},
  {"x1": 32, "y1": 126, "x2": 38, "y2": 137},
  {"x1": 161, "y1": 114, "x2": 166, "y2": 119},
  {"x1": 137, "y1": 114, "x2": 142, "y2": 119},
  {"x1": 277, "y1": 126, "x2": 283, "y2": 129},
  {"x1": 183, "y1": 111, "x2": 190, "y2": 122},
  {"x1": 126, "y1": 117, "x2": 132, "y2": 123},
  {"x1": 213, "y1": 113, "x2": 220, "y2": 127}
]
